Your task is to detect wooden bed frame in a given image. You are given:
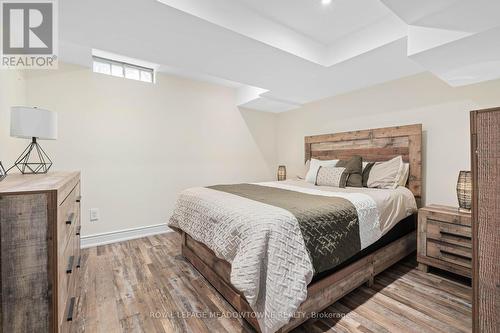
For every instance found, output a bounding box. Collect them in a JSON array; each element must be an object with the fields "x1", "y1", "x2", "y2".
[{"x1": 181, "y1": 124, "x2": 422, "y2": 332}]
